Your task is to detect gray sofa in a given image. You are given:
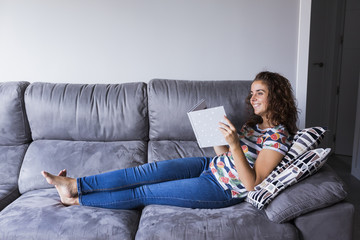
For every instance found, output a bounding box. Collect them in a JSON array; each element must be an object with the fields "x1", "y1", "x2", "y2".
[{"x1": 0, "y1": 79, "x2": 354, "y2": 240}]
